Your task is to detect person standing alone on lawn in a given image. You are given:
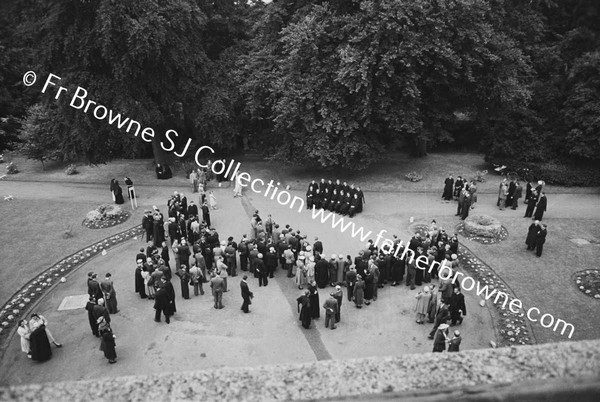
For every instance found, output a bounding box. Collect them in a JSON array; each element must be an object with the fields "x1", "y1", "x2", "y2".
[{"x1": 240, "y1": 275, "x2": 253, "y2": 313}]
